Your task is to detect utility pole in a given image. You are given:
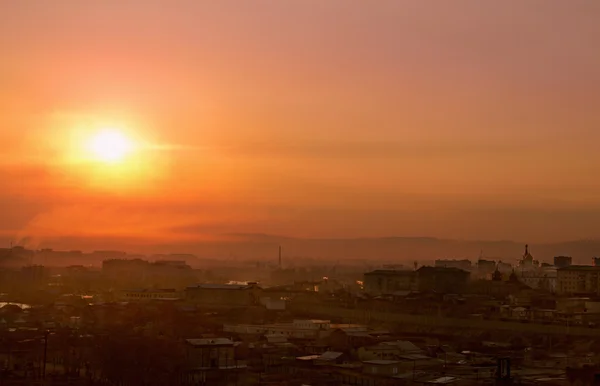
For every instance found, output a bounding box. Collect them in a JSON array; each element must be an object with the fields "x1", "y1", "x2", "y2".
[{"x1": 42, "y1": 330, "x2": 49, "y2": 382}]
